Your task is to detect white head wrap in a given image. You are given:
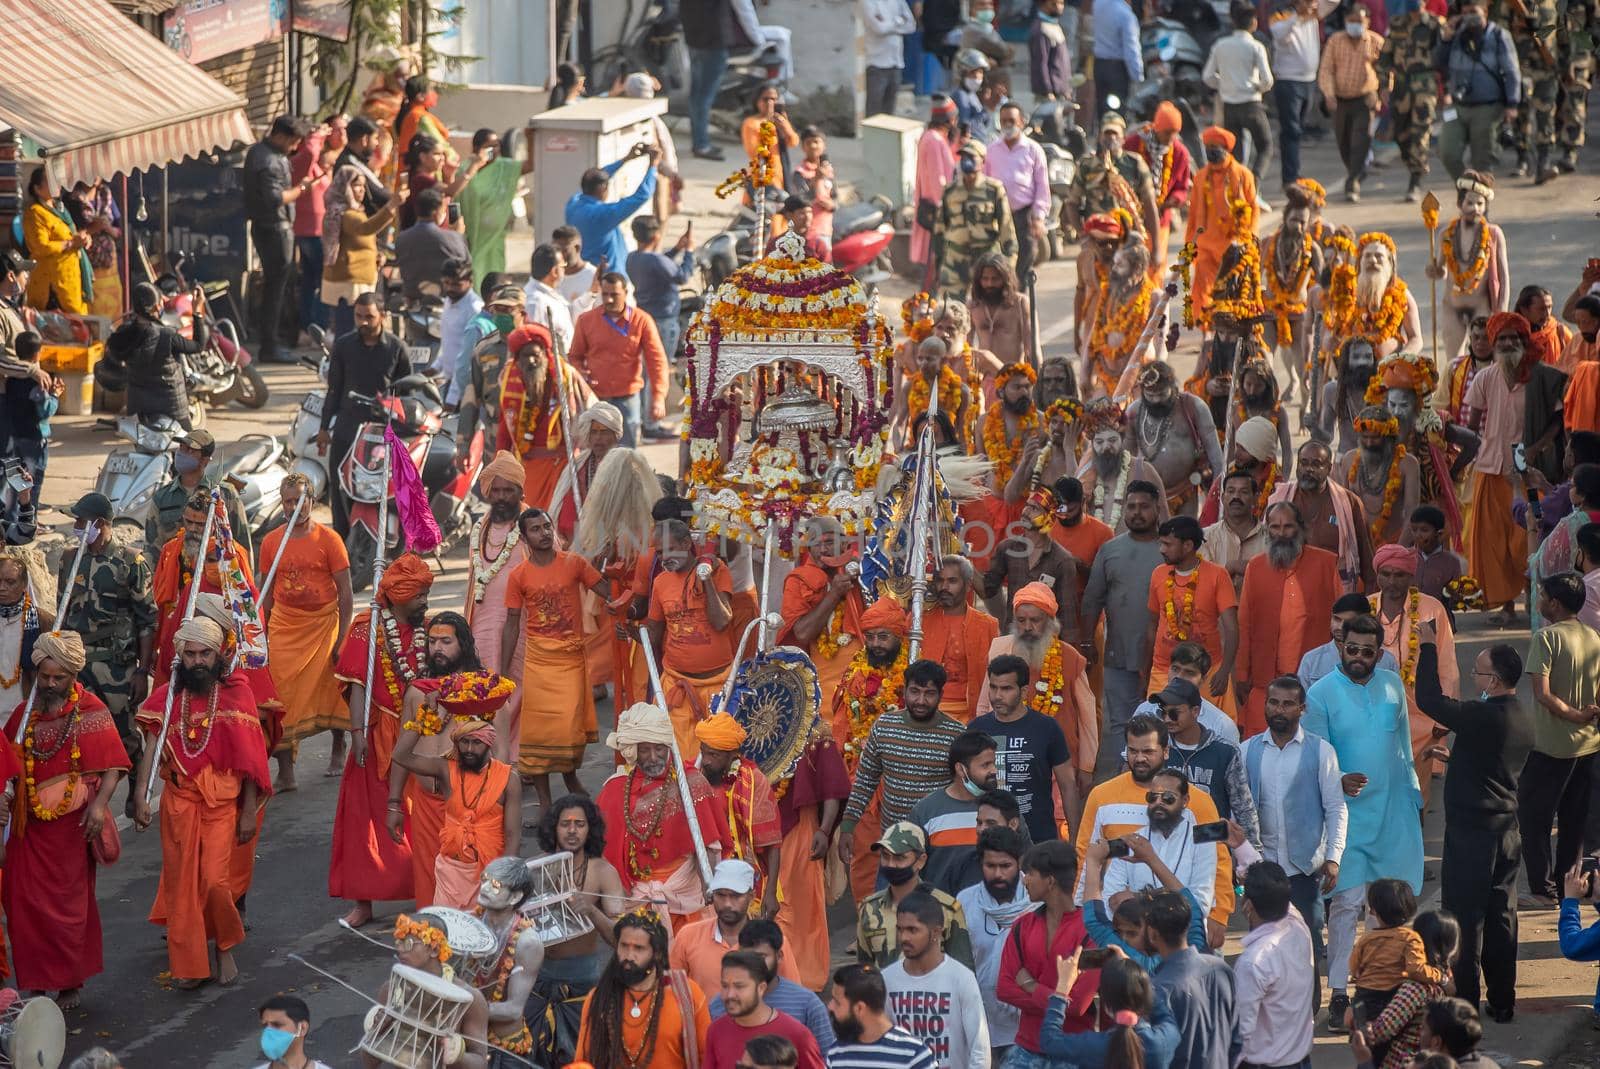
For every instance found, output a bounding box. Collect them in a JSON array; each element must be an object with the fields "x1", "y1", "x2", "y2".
[
  {"x1": 174, "y1": 616, "x2": 226, "y2": 652},
  {"x1": 605, "y1": 702, "x2": 677, "y2": 768},
  {"x1": 1234, "y1": 416, "x2": 1278, "y2": 464},
  {"x1": 575, "y1": 402, "x2": 625, "y2": 445}
]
